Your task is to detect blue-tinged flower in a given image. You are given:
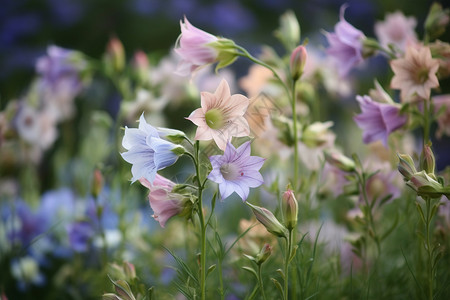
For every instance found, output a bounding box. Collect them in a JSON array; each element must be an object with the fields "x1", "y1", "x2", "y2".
[
  {"x1": 325, "y1": 5, "x2": 366, "y2": 77},
  {"x1": 66, "y1": 221, "x2": 95, "y2": 252},
  {"x1": 353, "y1": 95, "x2": 407, "y2": 147},
  {"x1": 208, "y1": 141, "x2": 265, "y2": 201},
  {"x1": 121, "y1": 114, "x2": 184, "y2": 184}
]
